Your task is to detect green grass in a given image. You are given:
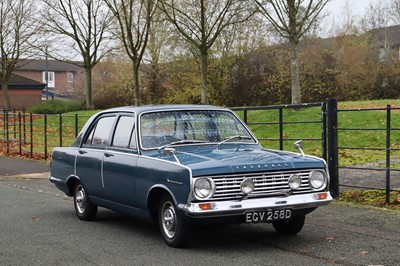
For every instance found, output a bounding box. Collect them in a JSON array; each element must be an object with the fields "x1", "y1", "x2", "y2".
[
  {"x1": 236, "y1": 99, "x2": 400, "y2": 167},
  {"x1": 340, "y1": 189, "x2": 400, "y2": 210},
  {"x1": 2, "y1": 99, "x2": 400, "y2": 165},
  {"x1": 0, "y1": 110, "x2": 98, "y2": 158}
]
